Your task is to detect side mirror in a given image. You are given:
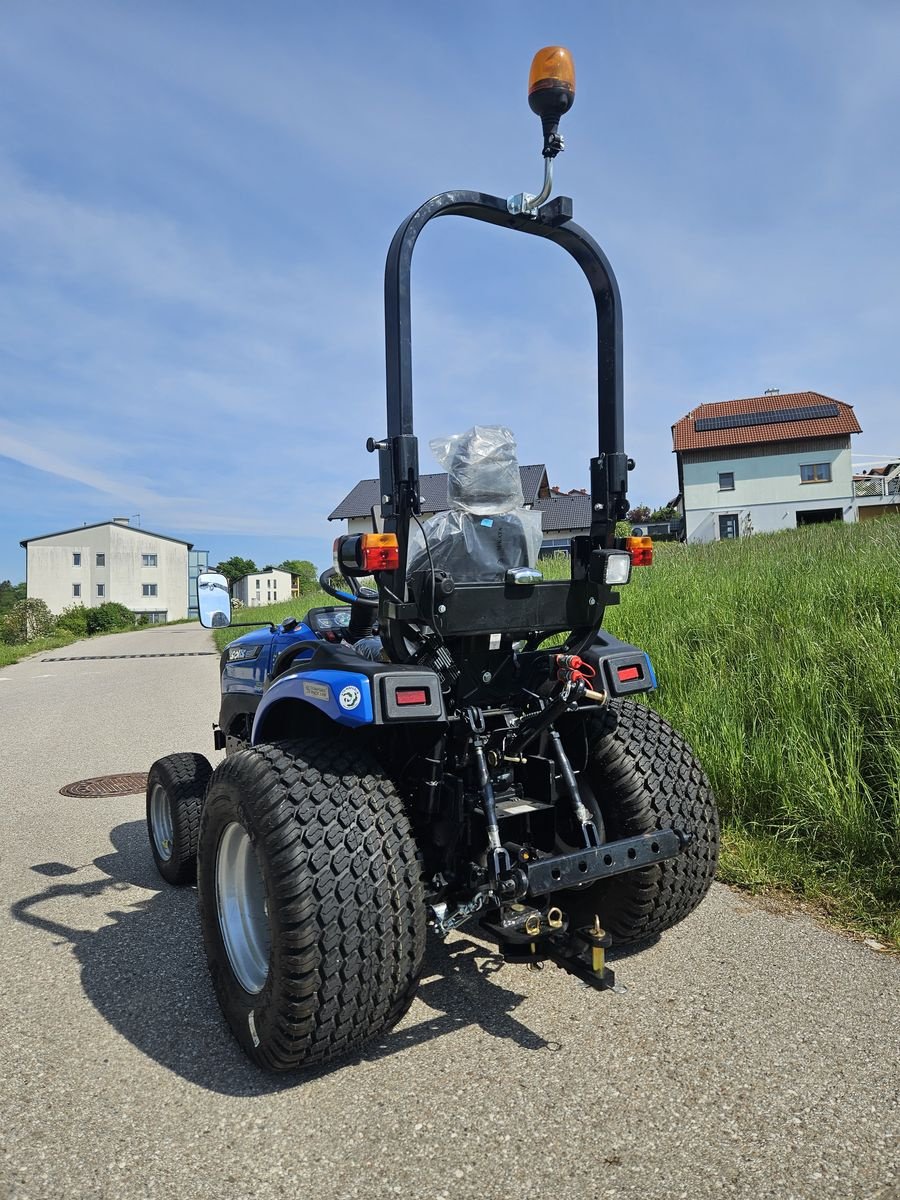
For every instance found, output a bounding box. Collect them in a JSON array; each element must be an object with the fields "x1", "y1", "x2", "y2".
[{"x1": 197, "y1": 572, "x2": 232, "y2": 629}]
